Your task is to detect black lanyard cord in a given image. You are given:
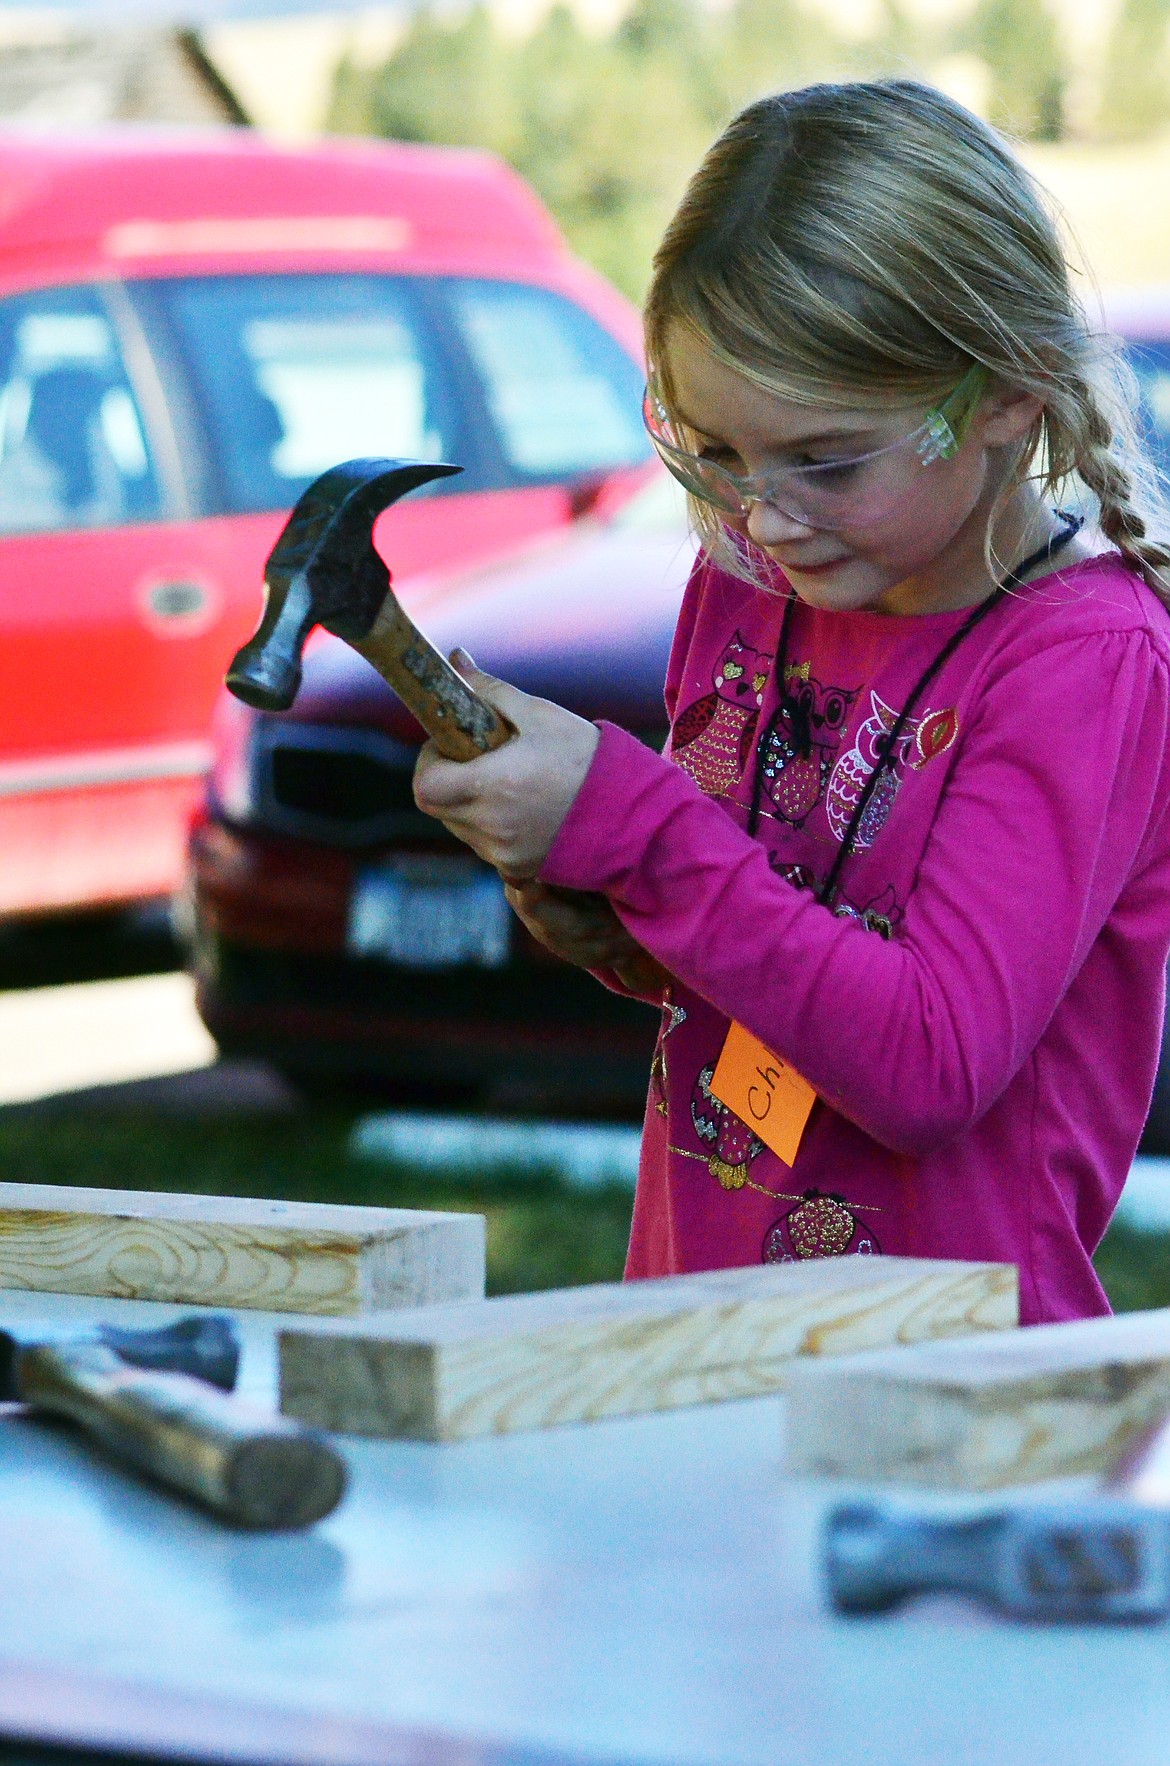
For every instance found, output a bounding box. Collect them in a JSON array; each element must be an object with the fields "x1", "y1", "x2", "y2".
[
  {"x1": 747, "y1": 595, "x2": 797, "y2": 841},
  {"x1": 745, "y1": 511, "x2": 1083, "y2": 907}
]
